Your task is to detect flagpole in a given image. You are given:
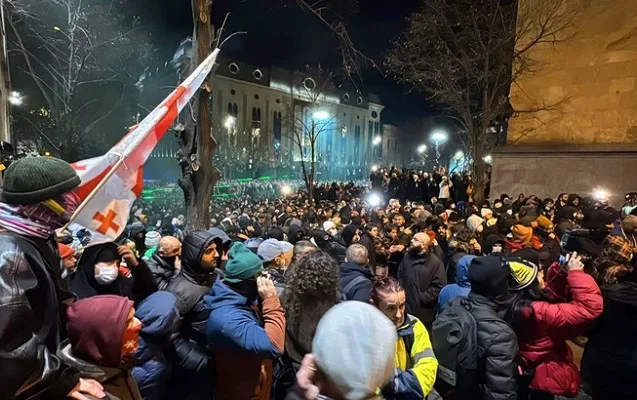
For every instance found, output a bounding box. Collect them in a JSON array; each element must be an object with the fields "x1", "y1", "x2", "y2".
[{"x1": 62, "y1": 154, "x2": 127, "y2": 231}]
